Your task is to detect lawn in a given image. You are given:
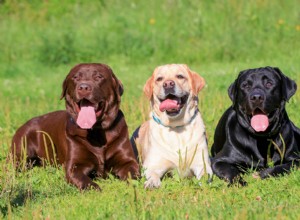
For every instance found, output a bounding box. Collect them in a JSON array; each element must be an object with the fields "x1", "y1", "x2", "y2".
[{"x1": 1, "y1": 0, "x2": 300, "y2": 219}]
